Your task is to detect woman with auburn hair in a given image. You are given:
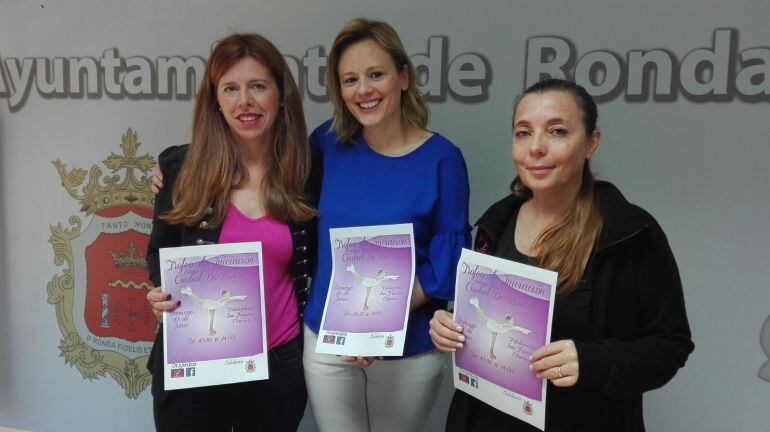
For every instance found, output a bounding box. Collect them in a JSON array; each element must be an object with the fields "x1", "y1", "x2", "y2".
[
  {"x1": 145, "y1": 33, "x2": 314, "y2": 431},
  {"x1": 301, "y1": 18, "x2": 470, "y2": 432},
  {"x1": 430, "y1": 78, "x2": 693, "y2": 431}
]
